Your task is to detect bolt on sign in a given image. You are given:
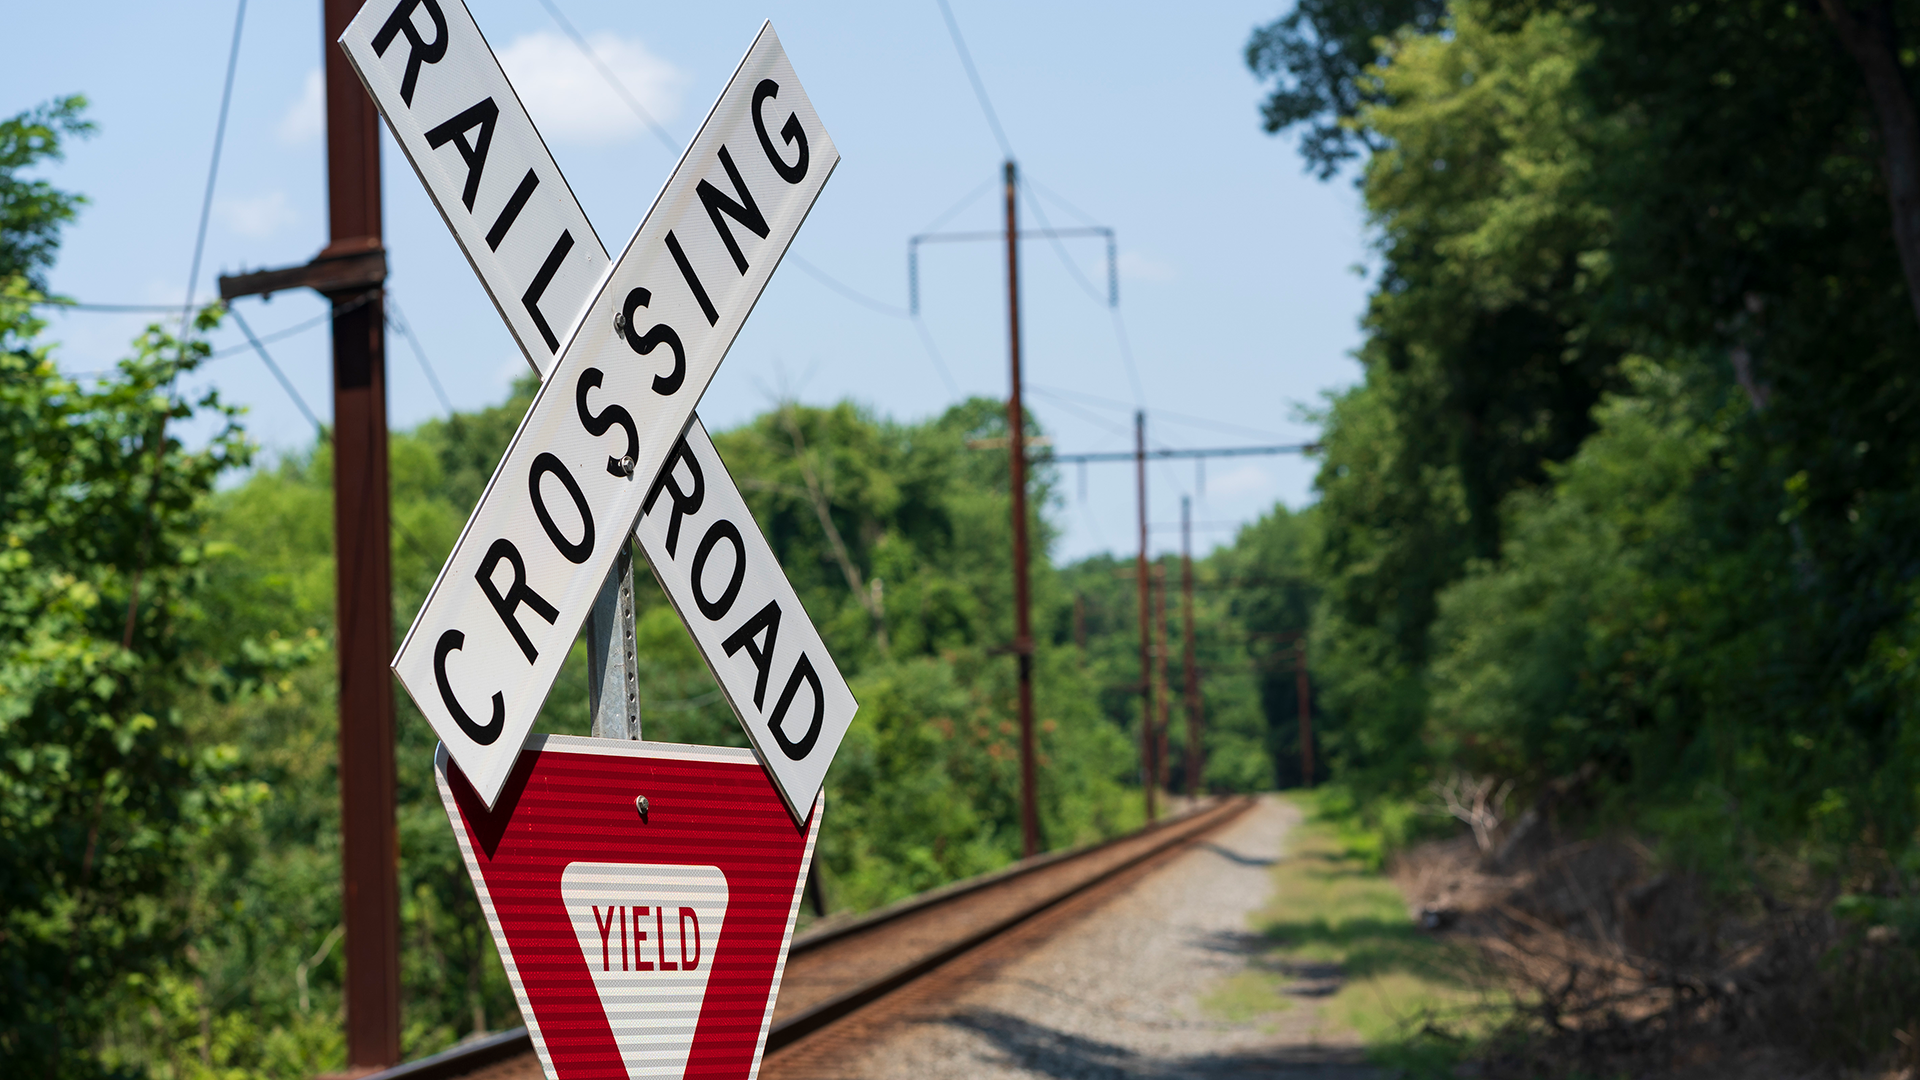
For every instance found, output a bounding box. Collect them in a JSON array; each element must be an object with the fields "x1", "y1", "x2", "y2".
[
  {"x1": 341, "y1": 1, "x2": 855, "y2": 817},
  {"x1": 437, "y1": 738, "x2": 822, "y2": 1080}
]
